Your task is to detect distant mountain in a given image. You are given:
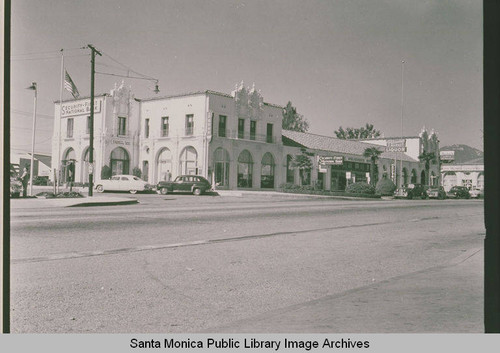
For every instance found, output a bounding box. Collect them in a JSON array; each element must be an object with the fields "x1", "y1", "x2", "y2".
[{"x1": 440, "y1": 144, "x2": 483, "y2": 164}]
